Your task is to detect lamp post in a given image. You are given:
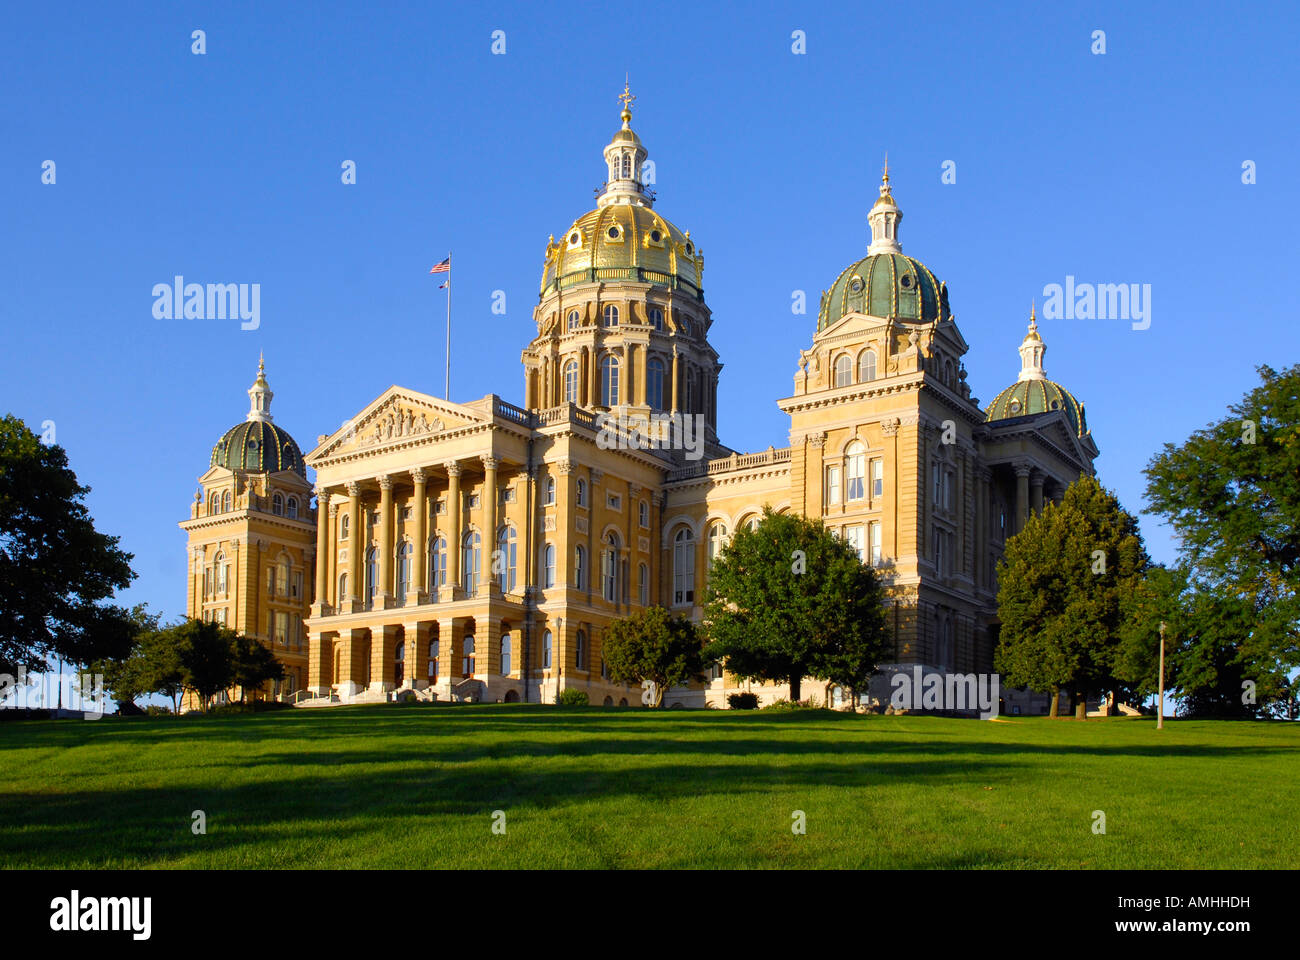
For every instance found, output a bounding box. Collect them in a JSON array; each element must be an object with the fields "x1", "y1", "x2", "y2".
[{"x1": 1157, "y1": 621, "x2": 1166, "y2": 730}]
